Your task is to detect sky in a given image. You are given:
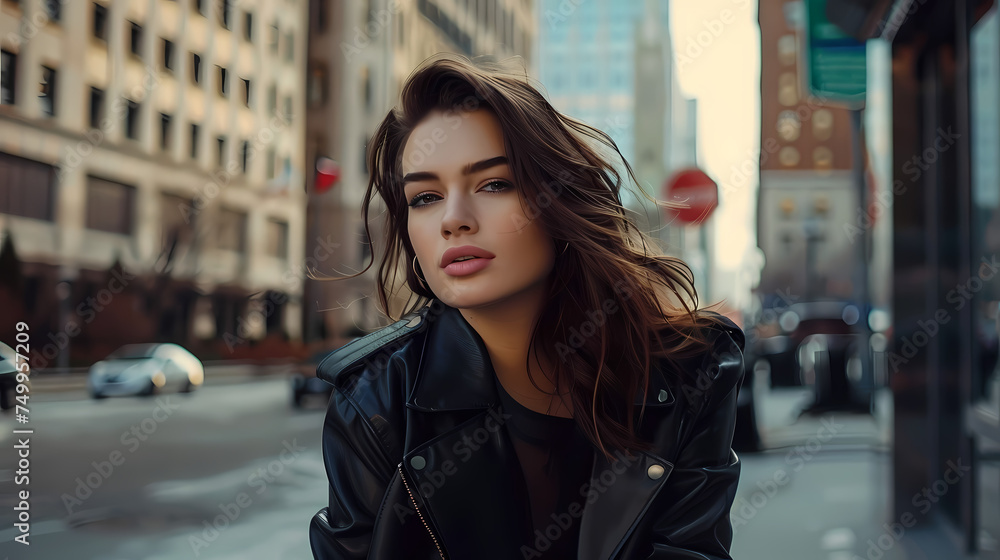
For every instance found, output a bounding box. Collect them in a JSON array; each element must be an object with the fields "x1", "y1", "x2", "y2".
[{"x1": 669, "y1": 0, "x2": 762, "y2": 309}]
